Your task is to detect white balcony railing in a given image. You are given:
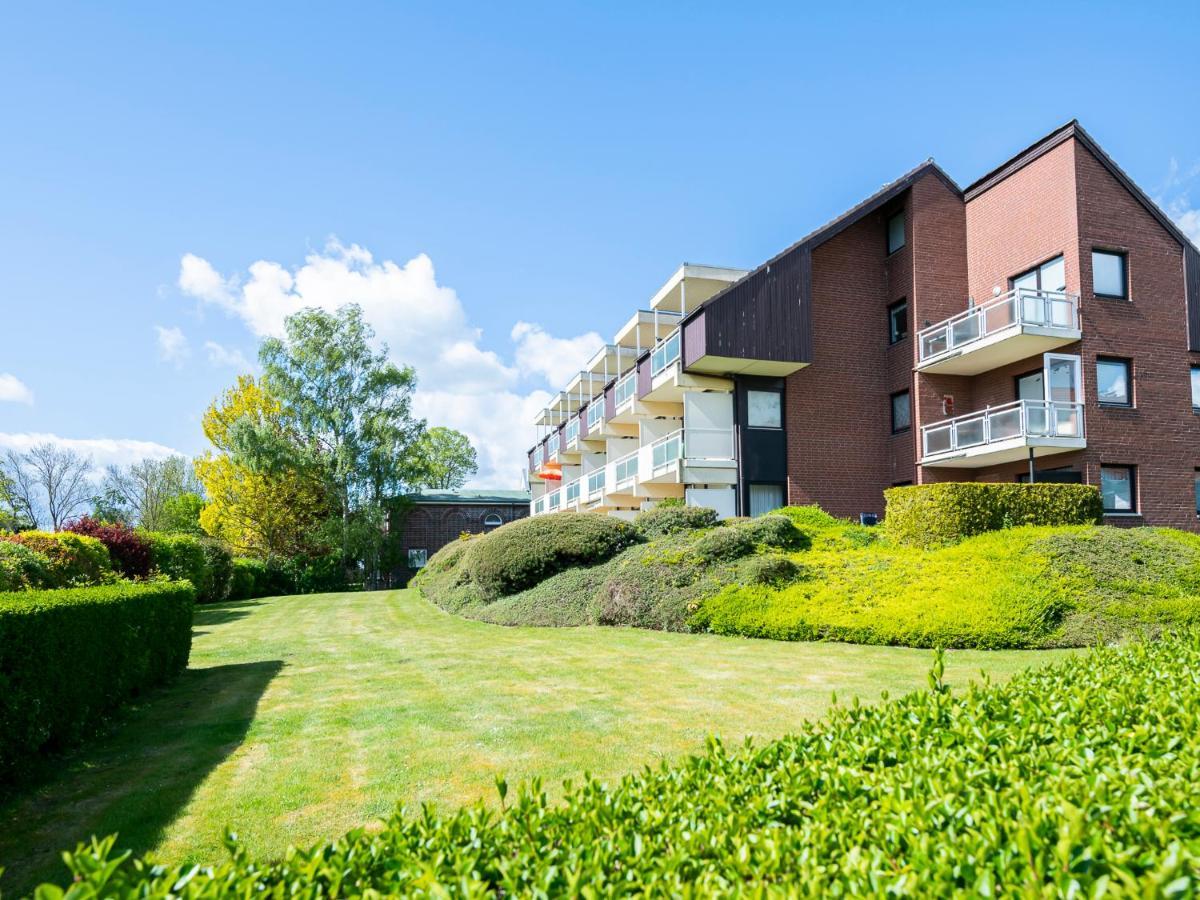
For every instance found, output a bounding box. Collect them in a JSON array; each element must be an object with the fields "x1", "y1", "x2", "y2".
[
  {"x1": 612, "y1": 449, "x2": 639, "y2": 487},
  {"x1": 650, "y1": 330, "x2": 681, "y2": 377},
  {"x1": 547, "y1": 489, "x2": 561, "y2": 511},
  {"x1": 918, "y1": 289, "x2": 1079, "y2": 364},
  {"x1": 586, "y1": 469, "x2": 606, "y2": 500},
  {"x1": 564, "y1": 477, "x2": 581, "y2": 505},
  {"x1": 587, "y1": 398, "x2": 604, "y2": 429},
  {"x1": 565, "y1": 418, "x2": 580, "y2": 446},
  {"x1": 650, "y1": 429, "x2": 684, "y2": 474},
  {"x1": 615, "y1": 372, "x2": 637, "y2": 410},
  {"x1": 922, "y1": 399, "x2": 1085, "y2": 459}
]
